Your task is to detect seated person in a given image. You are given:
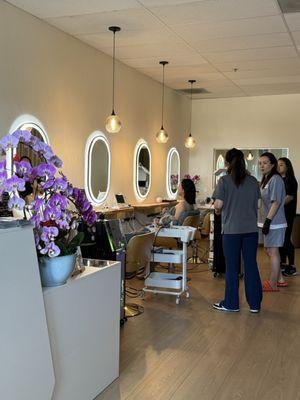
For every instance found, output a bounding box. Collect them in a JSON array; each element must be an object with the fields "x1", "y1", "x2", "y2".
[{"x1": 155, "y1": 178, "x2": 196, "y2": 227}]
